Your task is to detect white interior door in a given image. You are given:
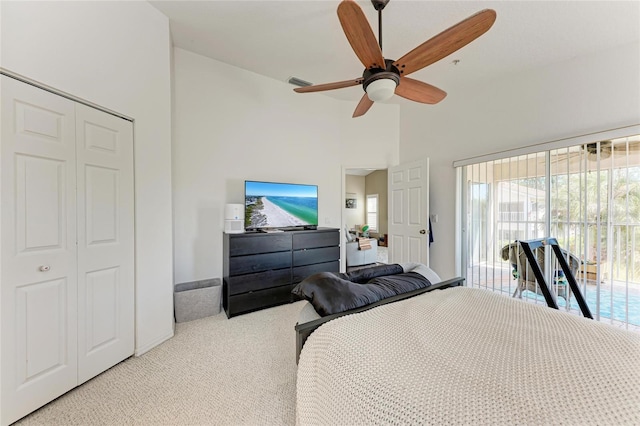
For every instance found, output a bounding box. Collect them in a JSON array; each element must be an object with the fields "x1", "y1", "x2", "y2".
[
  {"x1": 1, "y1": 75, "x2": 79, "y2": 425},
  {"x1": 76, "y1": 104, "x2": 134, "y2": 384},
  {"x1": 388, "y1": 159, "x2": 429, "y2": 265}
]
